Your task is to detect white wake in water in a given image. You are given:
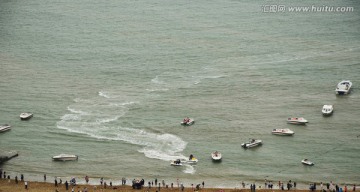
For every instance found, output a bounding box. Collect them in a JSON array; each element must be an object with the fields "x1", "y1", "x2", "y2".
[{"x1": 57, "y1": 92, "x2": 191, "y2": 173}]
